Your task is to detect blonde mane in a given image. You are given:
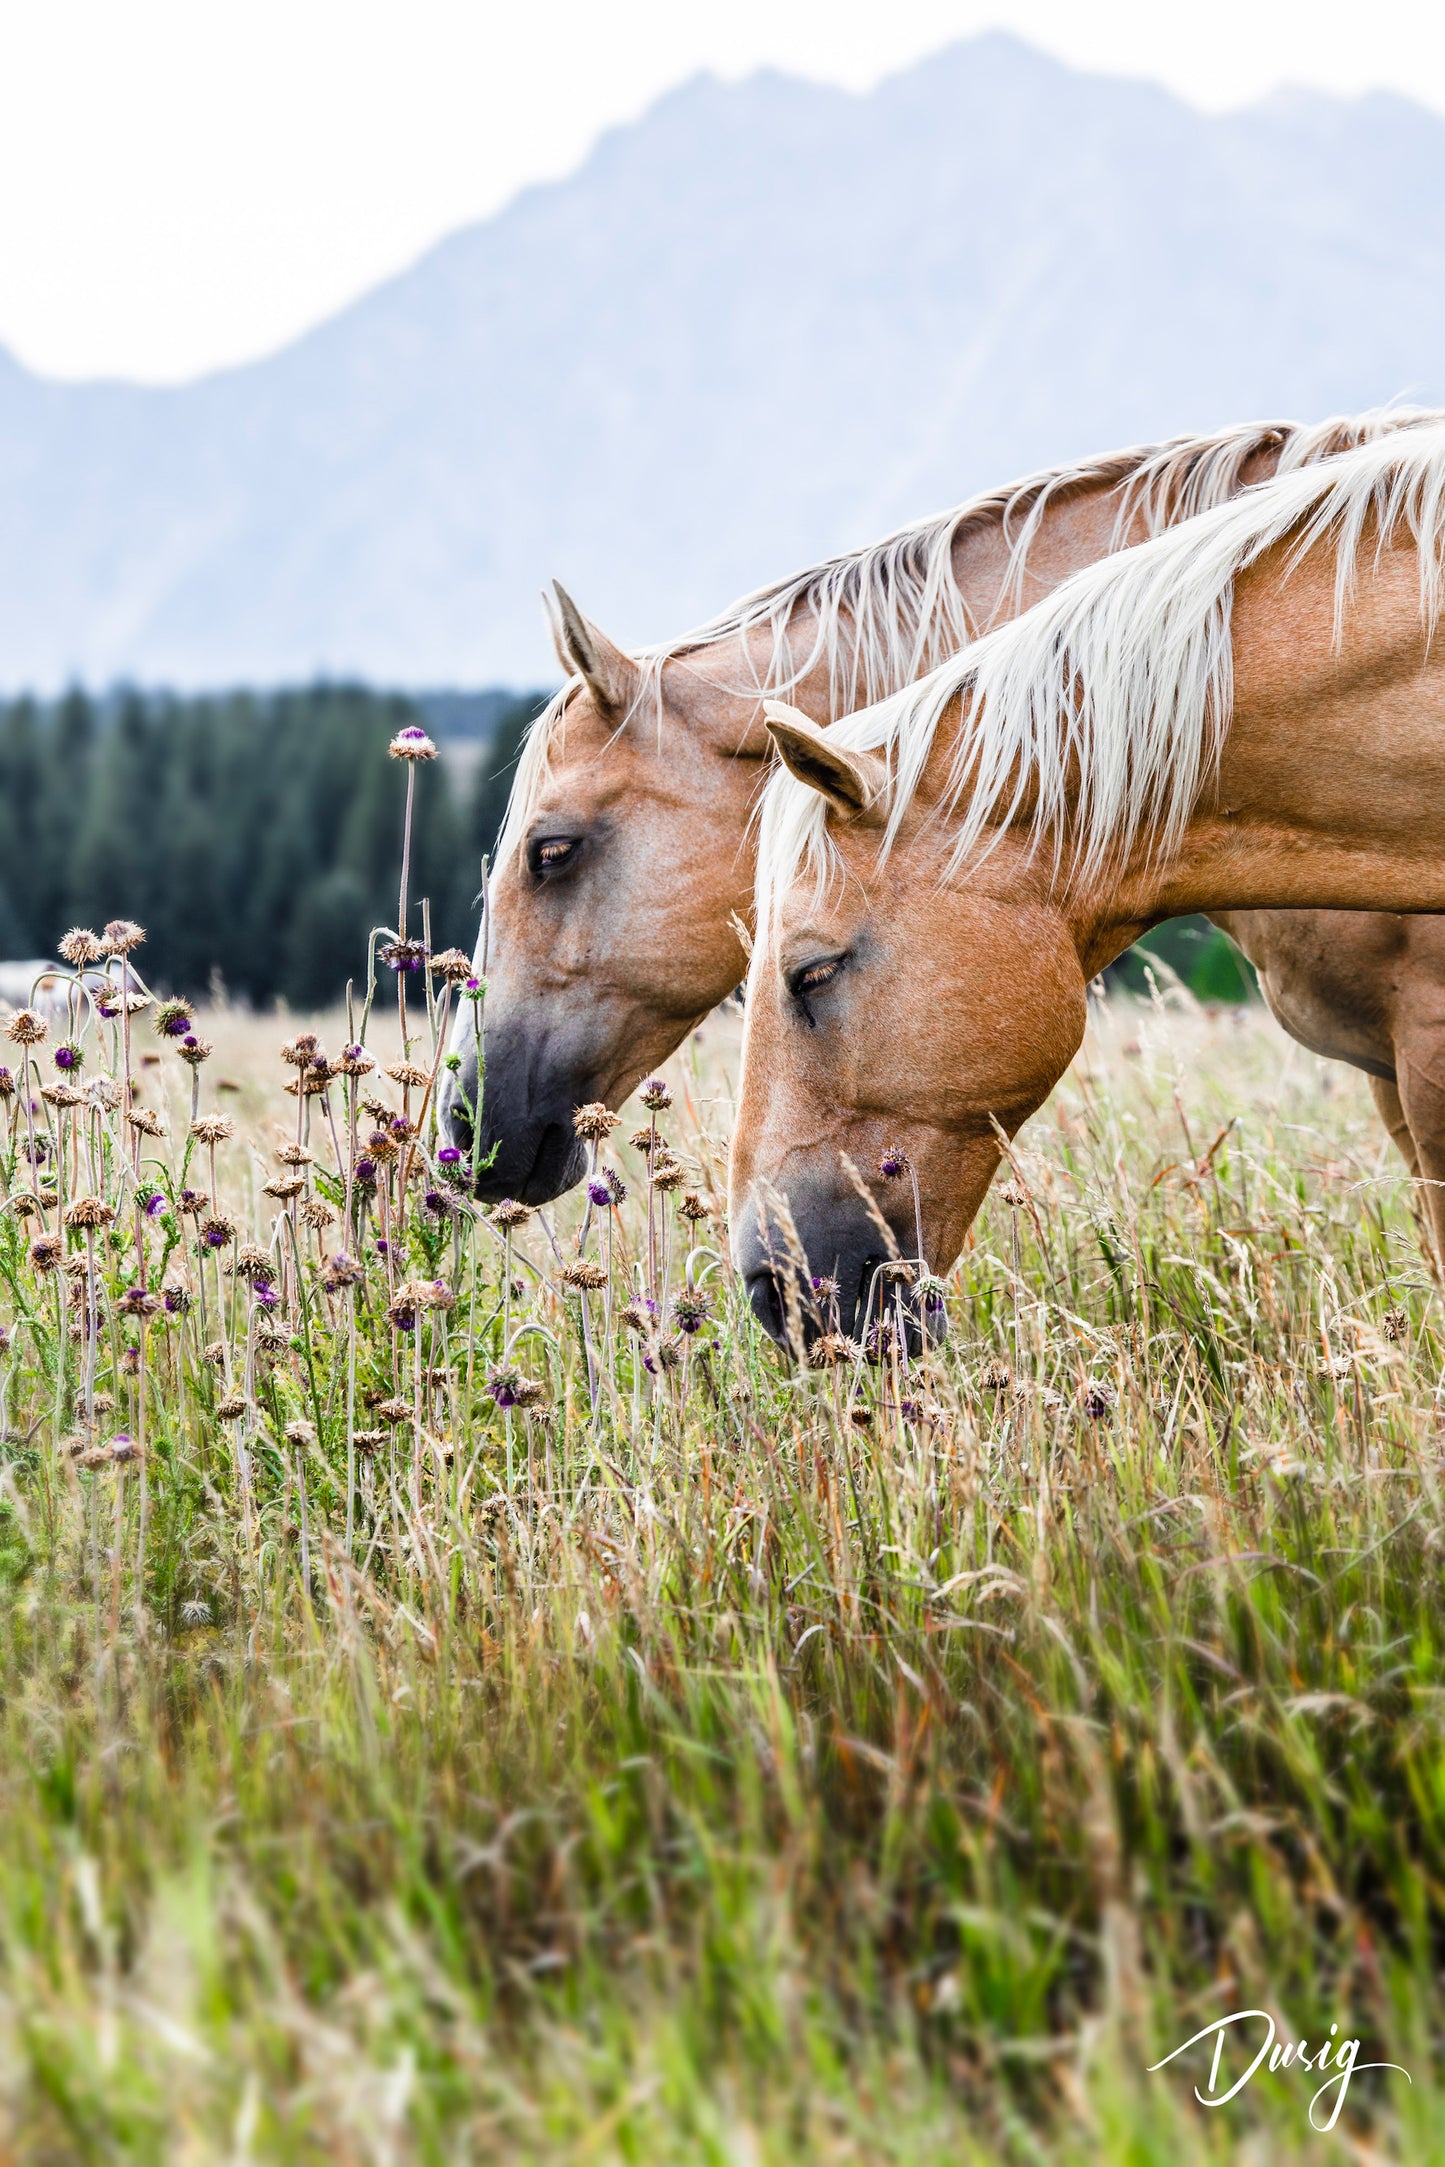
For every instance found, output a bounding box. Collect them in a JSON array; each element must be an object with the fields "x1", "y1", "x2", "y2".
[
  {"x1": 497, "y1": 406, "x2": 1441, "y2": 870},
  {"x1": 755, "y1": 418, "x2": 1445, "y2": 944}
]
